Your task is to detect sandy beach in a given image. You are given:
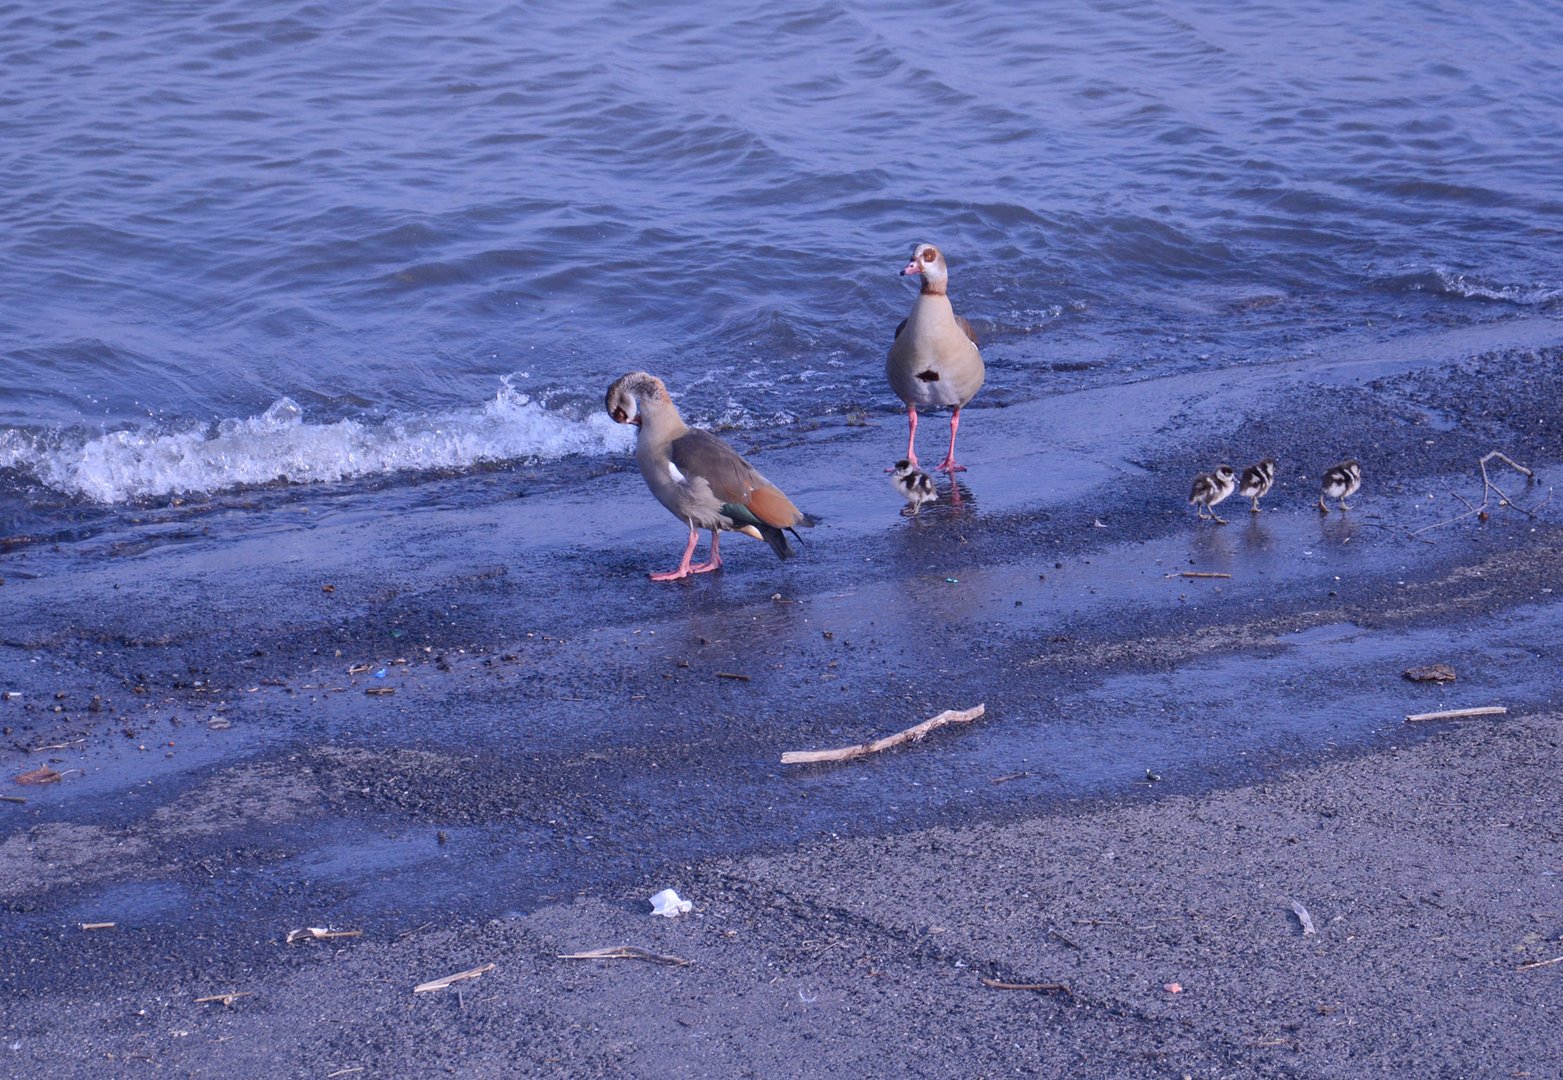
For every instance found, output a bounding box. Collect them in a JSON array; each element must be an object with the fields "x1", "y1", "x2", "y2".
[{"x1": 3, "y1": 316, "x2": 1562, "y2": 1077}]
